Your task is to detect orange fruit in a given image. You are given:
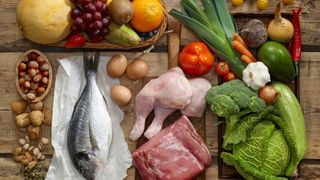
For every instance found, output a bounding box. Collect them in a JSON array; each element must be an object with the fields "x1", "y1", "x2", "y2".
[{"x1": 130, "y1": 0, "x2": 164, "y2": 32}]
